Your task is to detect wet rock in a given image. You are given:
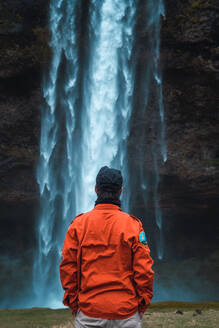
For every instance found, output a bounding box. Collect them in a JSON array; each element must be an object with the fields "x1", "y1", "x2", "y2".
[
  {"x1": 195, "y1": 309, "x2": 202, "y2": 315},
  {"x1": 176, "y1": 310, "x2": 183, "y2": 315}
]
